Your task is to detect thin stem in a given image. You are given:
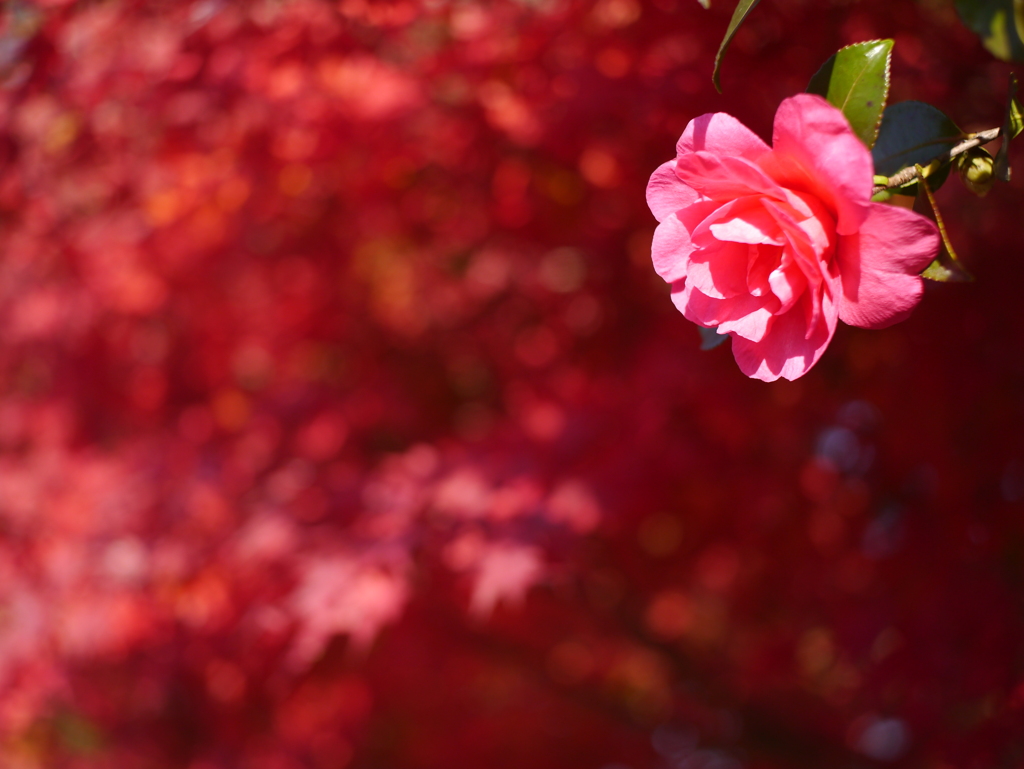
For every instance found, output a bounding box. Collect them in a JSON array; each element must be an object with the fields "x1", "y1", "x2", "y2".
[{"x1": 872, "y1": 127, "x2": 1002, "y2": 194}]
